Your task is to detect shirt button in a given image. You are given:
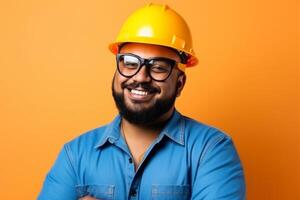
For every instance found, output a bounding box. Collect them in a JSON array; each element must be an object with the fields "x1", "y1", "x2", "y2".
[
  {"x1": 129, "y1": 158, "x2": 133, "y2": 163},
  {"x1": 108, "y1": 138, "x2": 115, "y2": 144},
  {"x1": 130, "y1": 189, "x2": 137, "y2": 197}
]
